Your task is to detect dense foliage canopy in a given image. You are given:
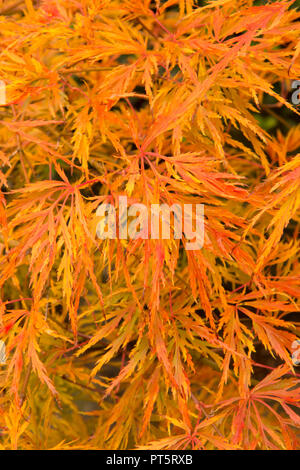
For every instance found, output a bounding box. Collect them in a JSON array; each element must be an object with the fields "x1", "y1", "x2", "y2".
[{"x1": 0, "y1": 0, "x2": 299, "y2": 450}]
